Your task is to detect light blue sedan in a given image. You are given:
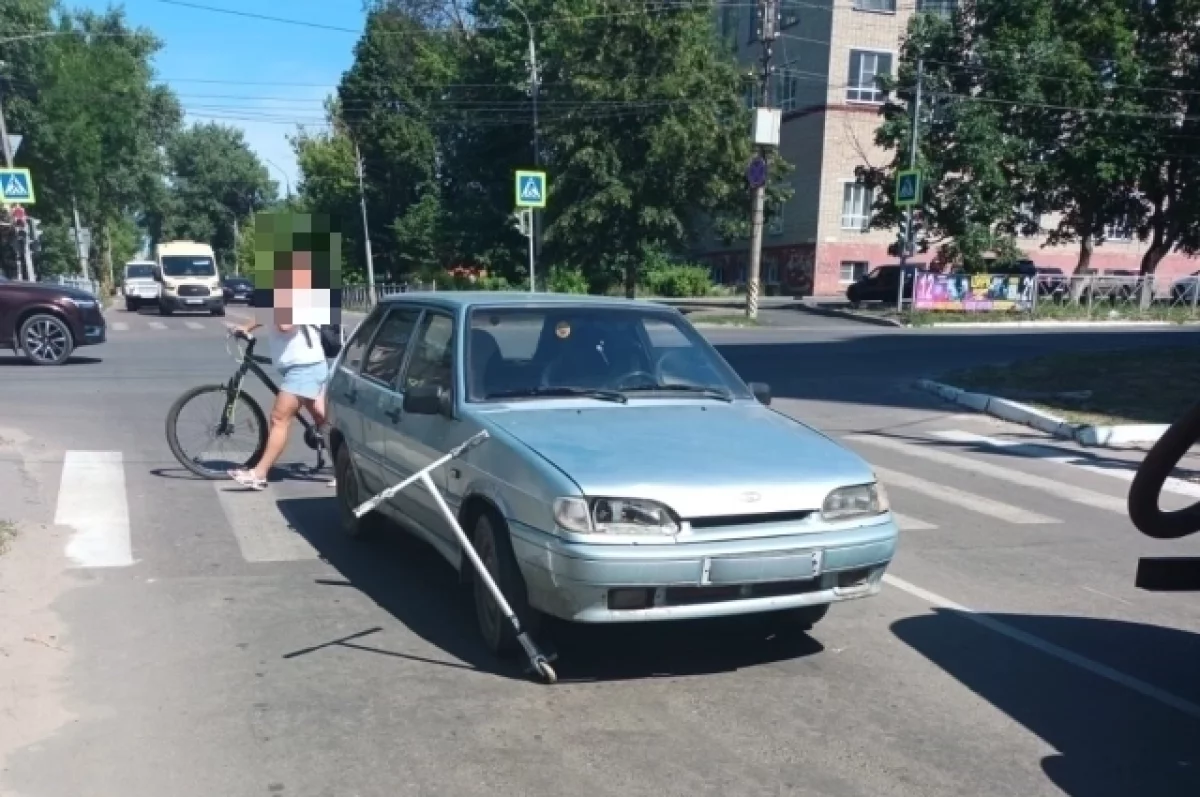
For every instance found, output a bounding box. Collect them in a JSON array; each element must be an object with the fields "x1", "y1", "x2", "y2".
[{"x1": 326, "y1": 292, "x2": 898, "y2": 658}]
